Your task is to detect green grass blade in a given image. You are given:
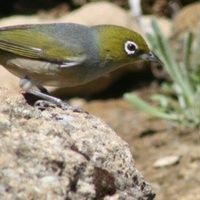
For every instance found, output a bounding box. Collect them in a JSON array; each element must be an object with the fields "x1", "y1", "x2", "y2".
[
  {"x1": 184, "y1": 32, "x2": 193, "y2": 68},
  {"x1": 148, "y1": 19, "x2": 194, "y2": 105},
  {"x1": 124, "y1": 93, "x2": 179, "y2": 120},
  {"x1": 193, "y1": 25, "x2": 200, "y2": 73}
]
